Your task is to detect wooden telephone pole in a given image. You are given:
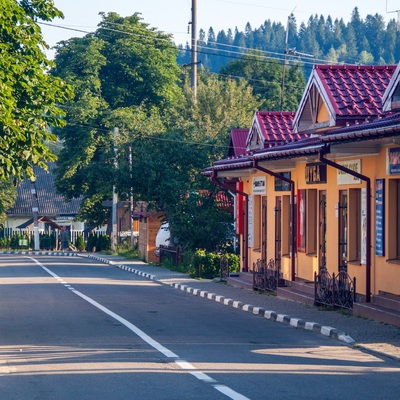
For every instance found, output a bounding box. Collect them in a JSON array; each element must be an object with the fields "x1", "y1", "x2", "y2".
[{"x1": 191, "y1": 0, "x2": 197, "y2": 100}]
